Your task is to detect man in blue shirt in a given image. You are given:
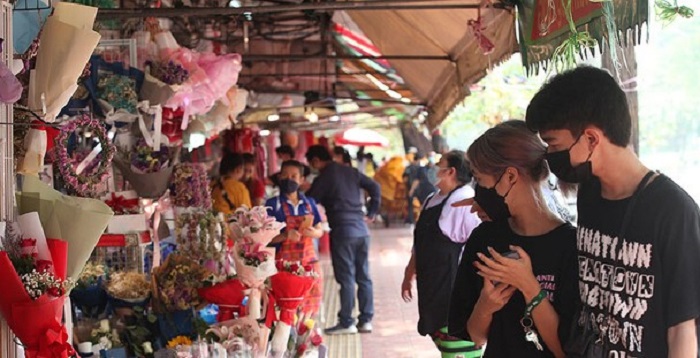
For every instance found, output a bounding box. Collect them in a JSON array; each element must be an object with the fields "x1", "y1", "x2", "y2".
[{"x1": 305, "y1": 145, "x2": 381, "y2": 335}]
